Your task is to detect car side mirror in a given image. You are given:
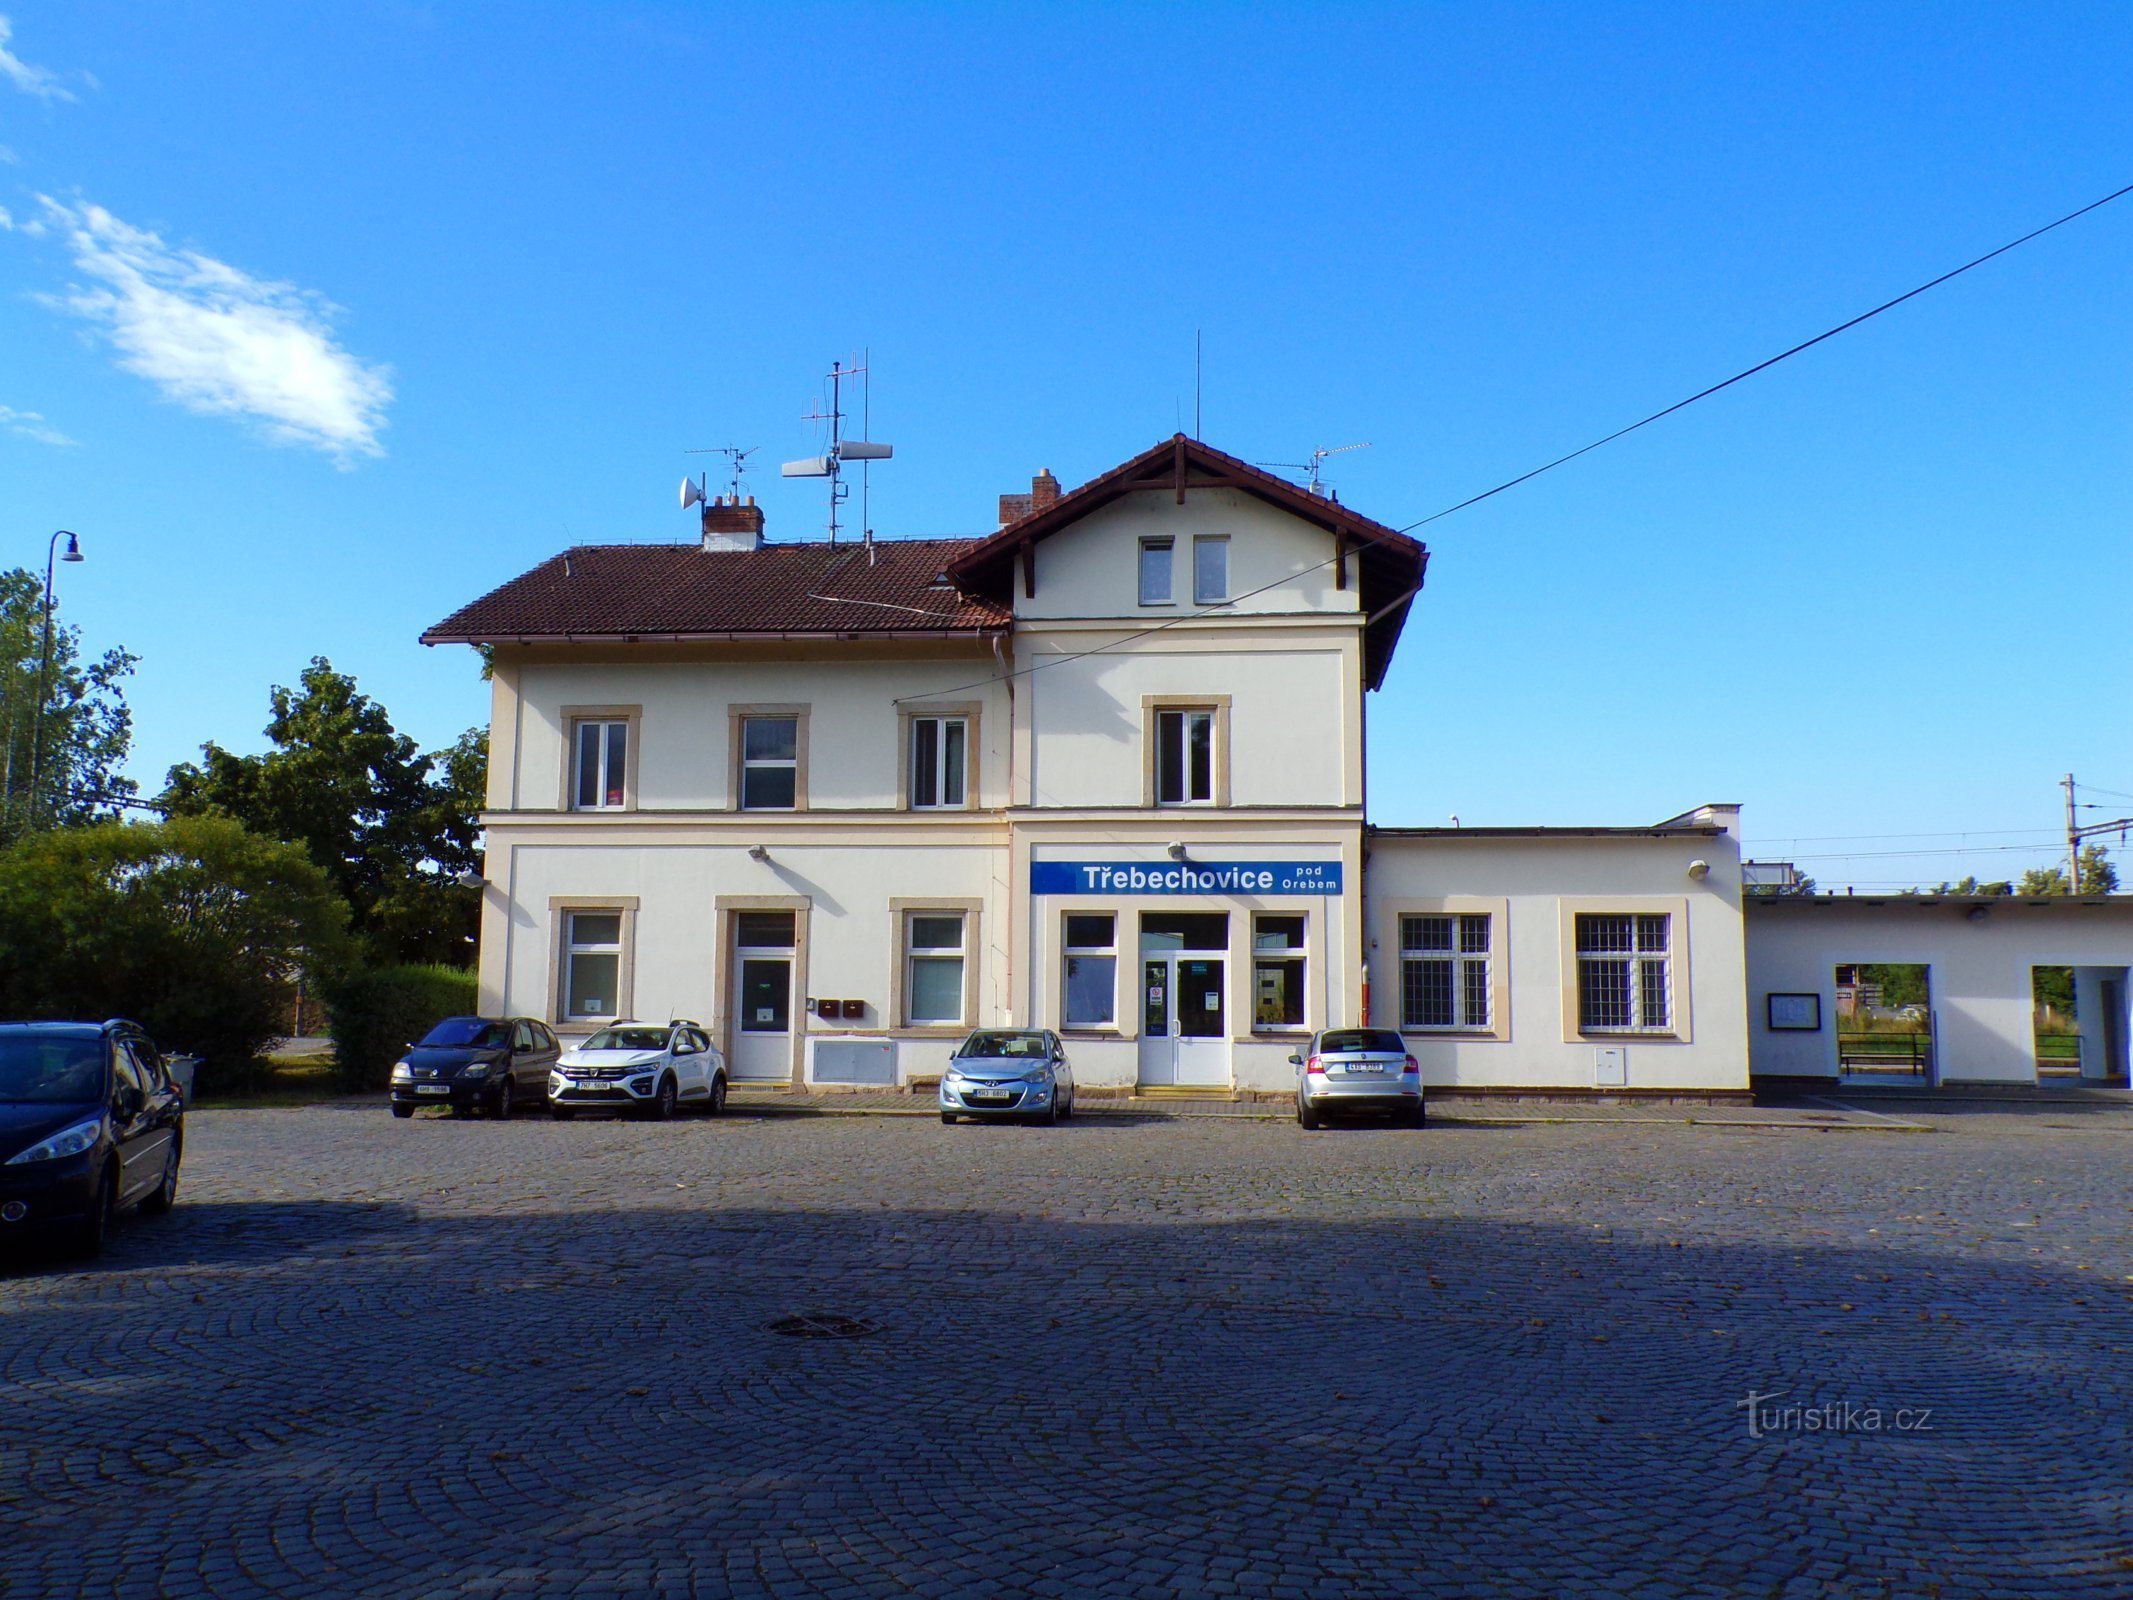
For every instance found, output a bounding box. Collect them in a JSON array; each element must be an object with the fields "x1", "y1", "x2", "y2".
[
  {"x1": 116, "y1": 1085, "x2": 145, "y2": 1118},
  {"x1": 1287, "y1": 1053, "x2": 1302, "y2": 1066}
]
